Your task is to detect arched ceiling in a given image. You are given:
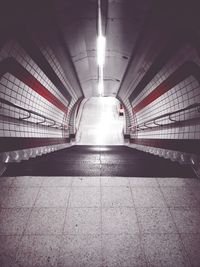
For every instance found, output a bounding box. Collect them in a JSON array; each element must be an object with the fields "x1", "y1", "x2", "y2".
[
  {"x1": 2, "y1": 0, "x2": 198, "y2": 101},
  {"x1": 55, "y1": 0, "x2": 151, "y2": 97}
]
